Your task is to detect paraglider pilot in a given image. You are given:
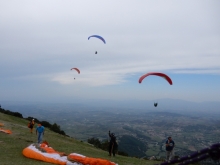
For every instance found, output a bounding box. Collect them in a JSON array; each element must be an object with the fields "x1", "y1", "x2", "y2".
[
  {"x1": 36, "y1": 123, "x2": 45, "y2": 144},
  {"x1": 29, "y1": 119, "x2": 35, "y2": 133},
  {"x1": 108, "y1": 130, "x2": 117, "y2": 157},
  {"x1": 166, "y1": 136, "x2": 175, "y2": 161}
]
